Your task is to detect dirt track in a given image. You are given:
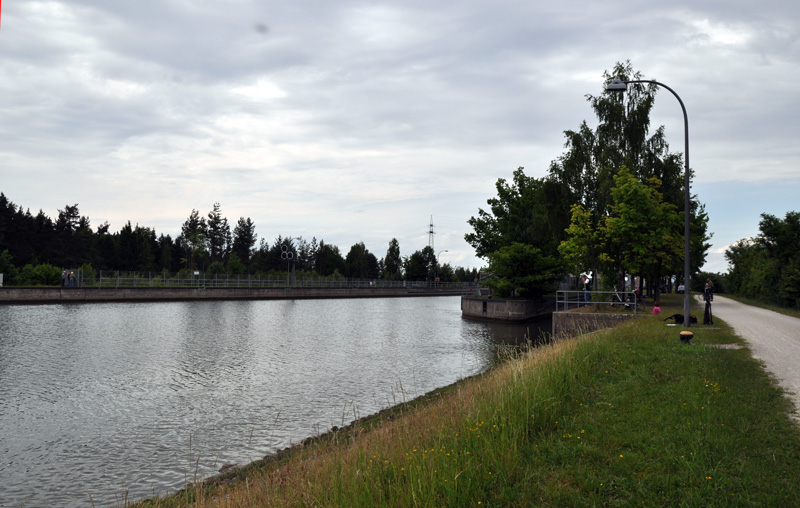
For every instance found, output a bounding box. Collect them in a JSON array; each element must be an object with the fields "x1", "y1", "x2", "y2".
[{"x1": 710, "y1": 295, "x2": 800, "y2": 421}]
